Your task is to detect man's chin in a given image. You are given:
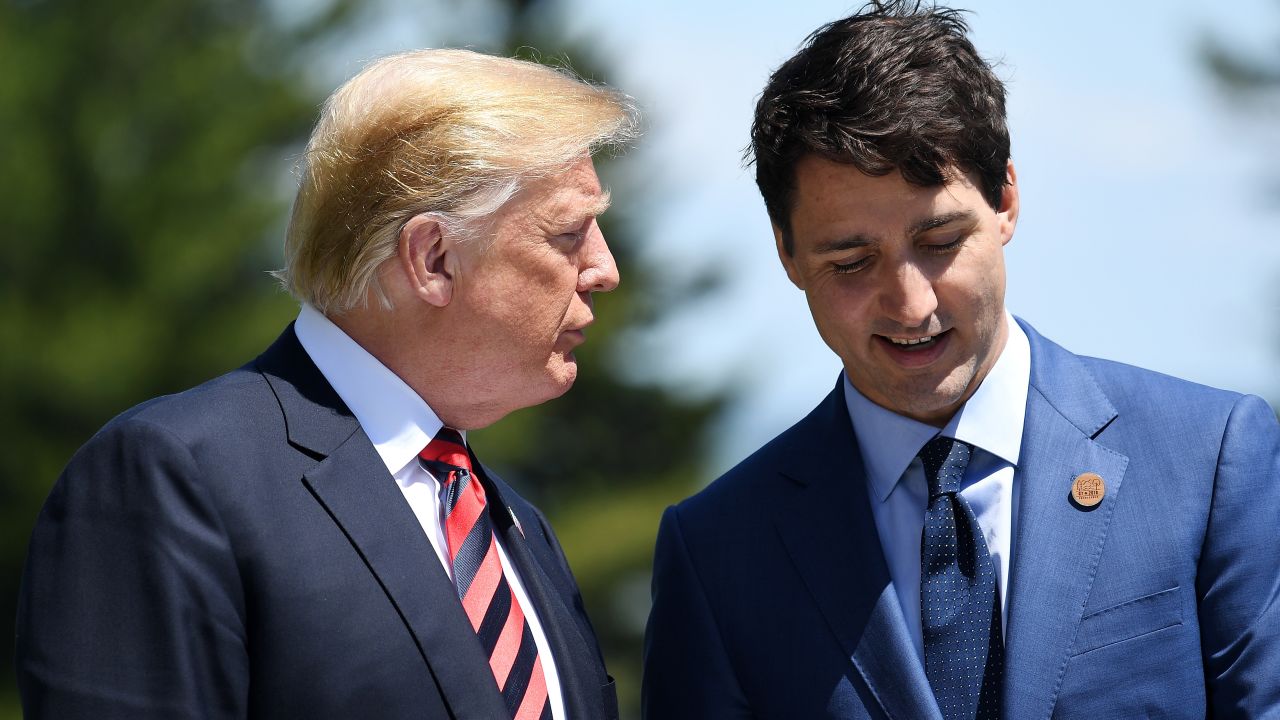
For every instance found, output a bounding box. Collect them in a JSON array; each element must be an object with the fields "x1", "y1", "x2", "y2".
[
  {"x1": 546, "y1": 356, "x2": 578, "y2": 397},
  {"x1": 897, "y1": 377, "x2": 977, "y2": 425},
  {"x1": 855, "y1": 369, "x2": 974, "y2": 425}
]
